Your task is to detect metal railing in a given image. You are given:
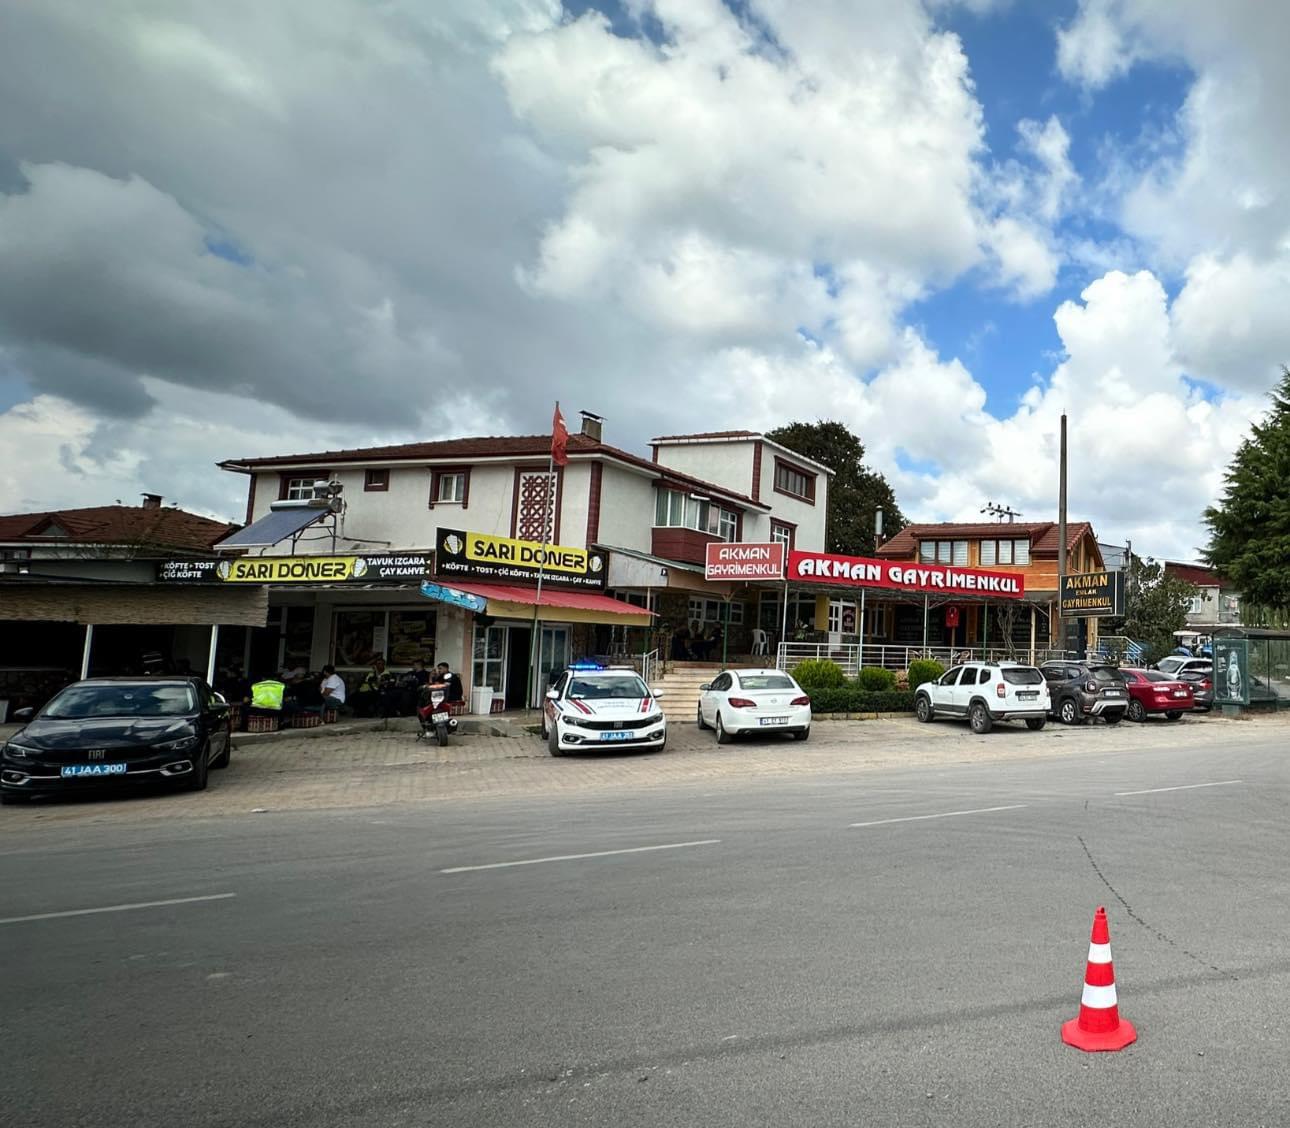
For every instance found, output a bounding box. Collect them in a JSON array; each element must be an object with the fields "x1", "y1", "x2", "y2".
[
  {"x1": 639, "y1": 648, "x2": 659, "y2": 687},
  {"x1": 775, "y1": 641, "x2": 1071, "y2": 674}
]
